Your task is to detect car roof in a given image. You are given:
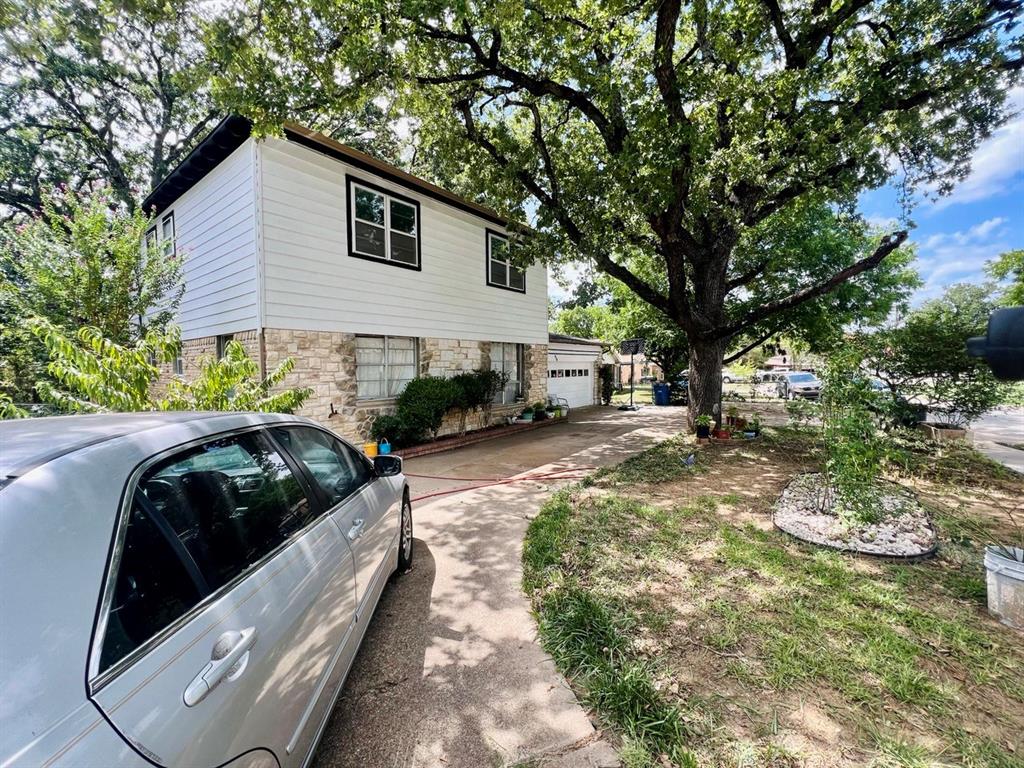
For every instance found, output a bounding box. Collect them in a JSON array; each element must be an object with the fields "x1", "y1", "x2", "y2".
[{"x1": 0, "y1": 412, "x2": 277, "y2": 481}]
